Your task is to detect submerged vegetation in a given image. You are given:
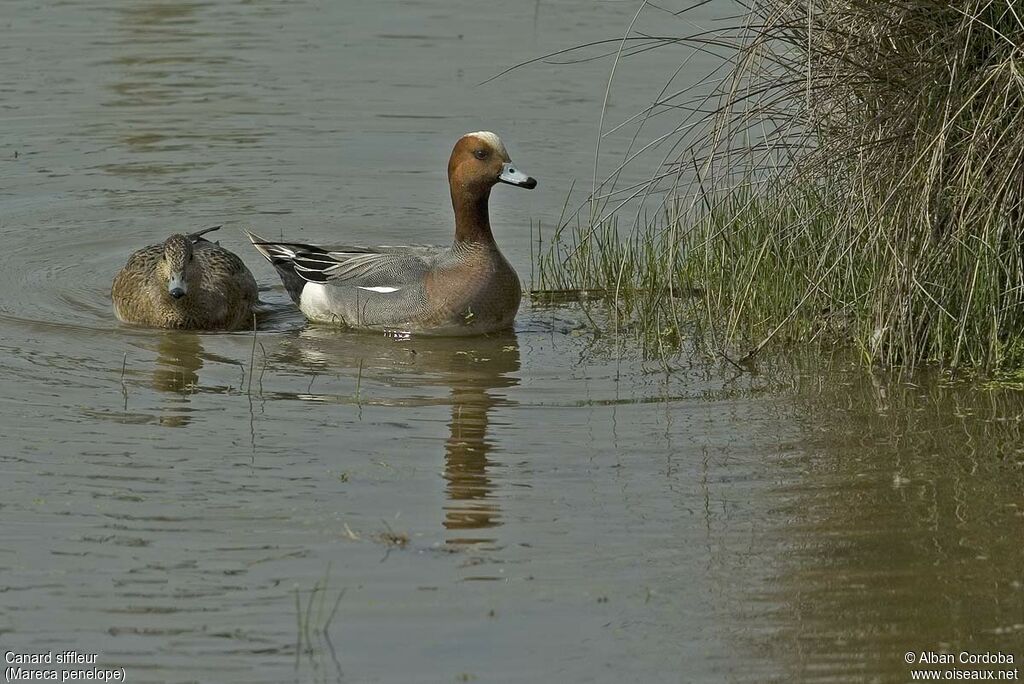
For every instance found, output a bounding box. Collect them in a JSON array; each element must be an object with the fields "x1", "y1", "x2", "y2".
[{"x1": 534, "y1": 0, "x2": 1024, "y2": 372}]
